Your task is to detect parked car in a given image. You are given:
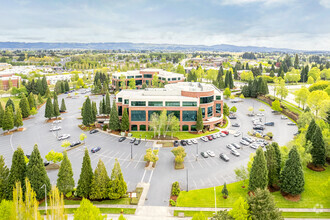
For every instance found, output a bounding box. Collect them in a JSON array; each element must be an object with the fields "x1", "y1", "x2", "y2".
[
  {"x1": 70, "y1": 141, "x2": 81, "y2": 147},
  {"x1": 134, "y1": 138, "x2": 141, "y2": 145},
  {"x1": 234, "y1": 131, "x2": 241, "y2": 137},
  {"x1": 250, "y1": 143, "x2": 259, "y2": 149},
  {"x1": 130, "y1": 138, "x2": 136, "y2": 143},
  {"x1": 200, "y1": 152, "x2": 209, "y2": 158},
  {"x1": 242, "y1": 136, "x2": 254, "y2": 143},
  {"x1": 221, "y1": 130, "x2": 229, "y2": 135},
  {"x1": 226, "y1": 144, "x2": 235, "y2": 150},
  {"x1": 44, "y1": 161, "x2": 50, "y2": 166},
  {"x1": 287, "y1": 122, "x2": 296, "y2": 126},
  {"x1": 26, "y1": 154, "x2": 30, "y2": 159},
  {"x1": 191, "y1": 139, "x2": 198, "y2": 144},
  {"x1": 206, "y1": 150, "x2": 216, "y2": 157},
  {"x1": 50, "y1": 126, "x2": 61, "y2": 132},
  {"x1": 187, "y1": 140, "x2": 193, "y2": 145},
  {"x1": 207, "y1": 136, "x2": 213, "y2": 141},
  {"x1": 240, "y1": 139, "x2": 250, "y2": 145},
  {"x1": 281, "y1": 116, "x2": 288, "y2": 120},
  {"x1": 216, "y1": 133, "x2": 221, "y2": 138},
  {"x1": 211, "y1": 134, "x2": 217, "y2": 139},
  {"x1": 264, "y1": 122, "x2": 274, "y2": 126},
  {"x1": 228, "y1": 115, "x2": 237, "y2": 119},
  {"x1": 220, "y1": 133, "x2": 227, "y2": 137},
  {"x1": 180, "y1": 140, "x2": 187, "y2": 146},
  {"x1": 91, "y1": 147, "x2": 101, "y2": 153},
  {"x1": 253, "y1": 126, "x2": 265, "y2": 130},
  {"x1": 200, "y1": 137, "x2": 208, "y2": 142},
  {"x1": 247, "y1": 113, "x2": 255, "y2": 117},
  {"x1": 89, "y1": 129, "x2": 99, "y2": 134},
  {"x1": 53, "y1": 120, "x2": 62, "y2": 124},
  {"x1": 230, "y1": 149, "x2": 240, "y2": 157},
  {"x1": 232, "y1": 123, "x2": 240, "y2": 127},
  {"x1": 118, "y1": 137, "x2": 126, "y2": 142},
  {"x1": 58, "y1": 134, "x2": 70, "y2": 141},
  {"x1": 256, "y1": 113, "x2": 264, "y2": 116},
  {"x1": 232, "y1": 143, "x2": 241, "y2": 149},
  {"x1": 219, "y1": 153, "x2": 230, "y2": 162},
  {"x1": 174, "y1": 140, "x2": 179, "y2": 147},
  {"x1": 59, "y1": 109, "x2": 65, "y2": 113}
]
